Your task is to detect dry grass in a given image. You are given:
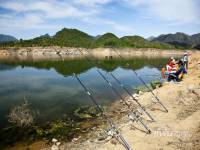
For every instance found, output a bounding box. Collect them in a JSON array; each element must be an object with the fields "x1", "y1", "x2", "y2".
[{"x1": 8, "y1": 98, "x2": 35, "y2": 127}]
